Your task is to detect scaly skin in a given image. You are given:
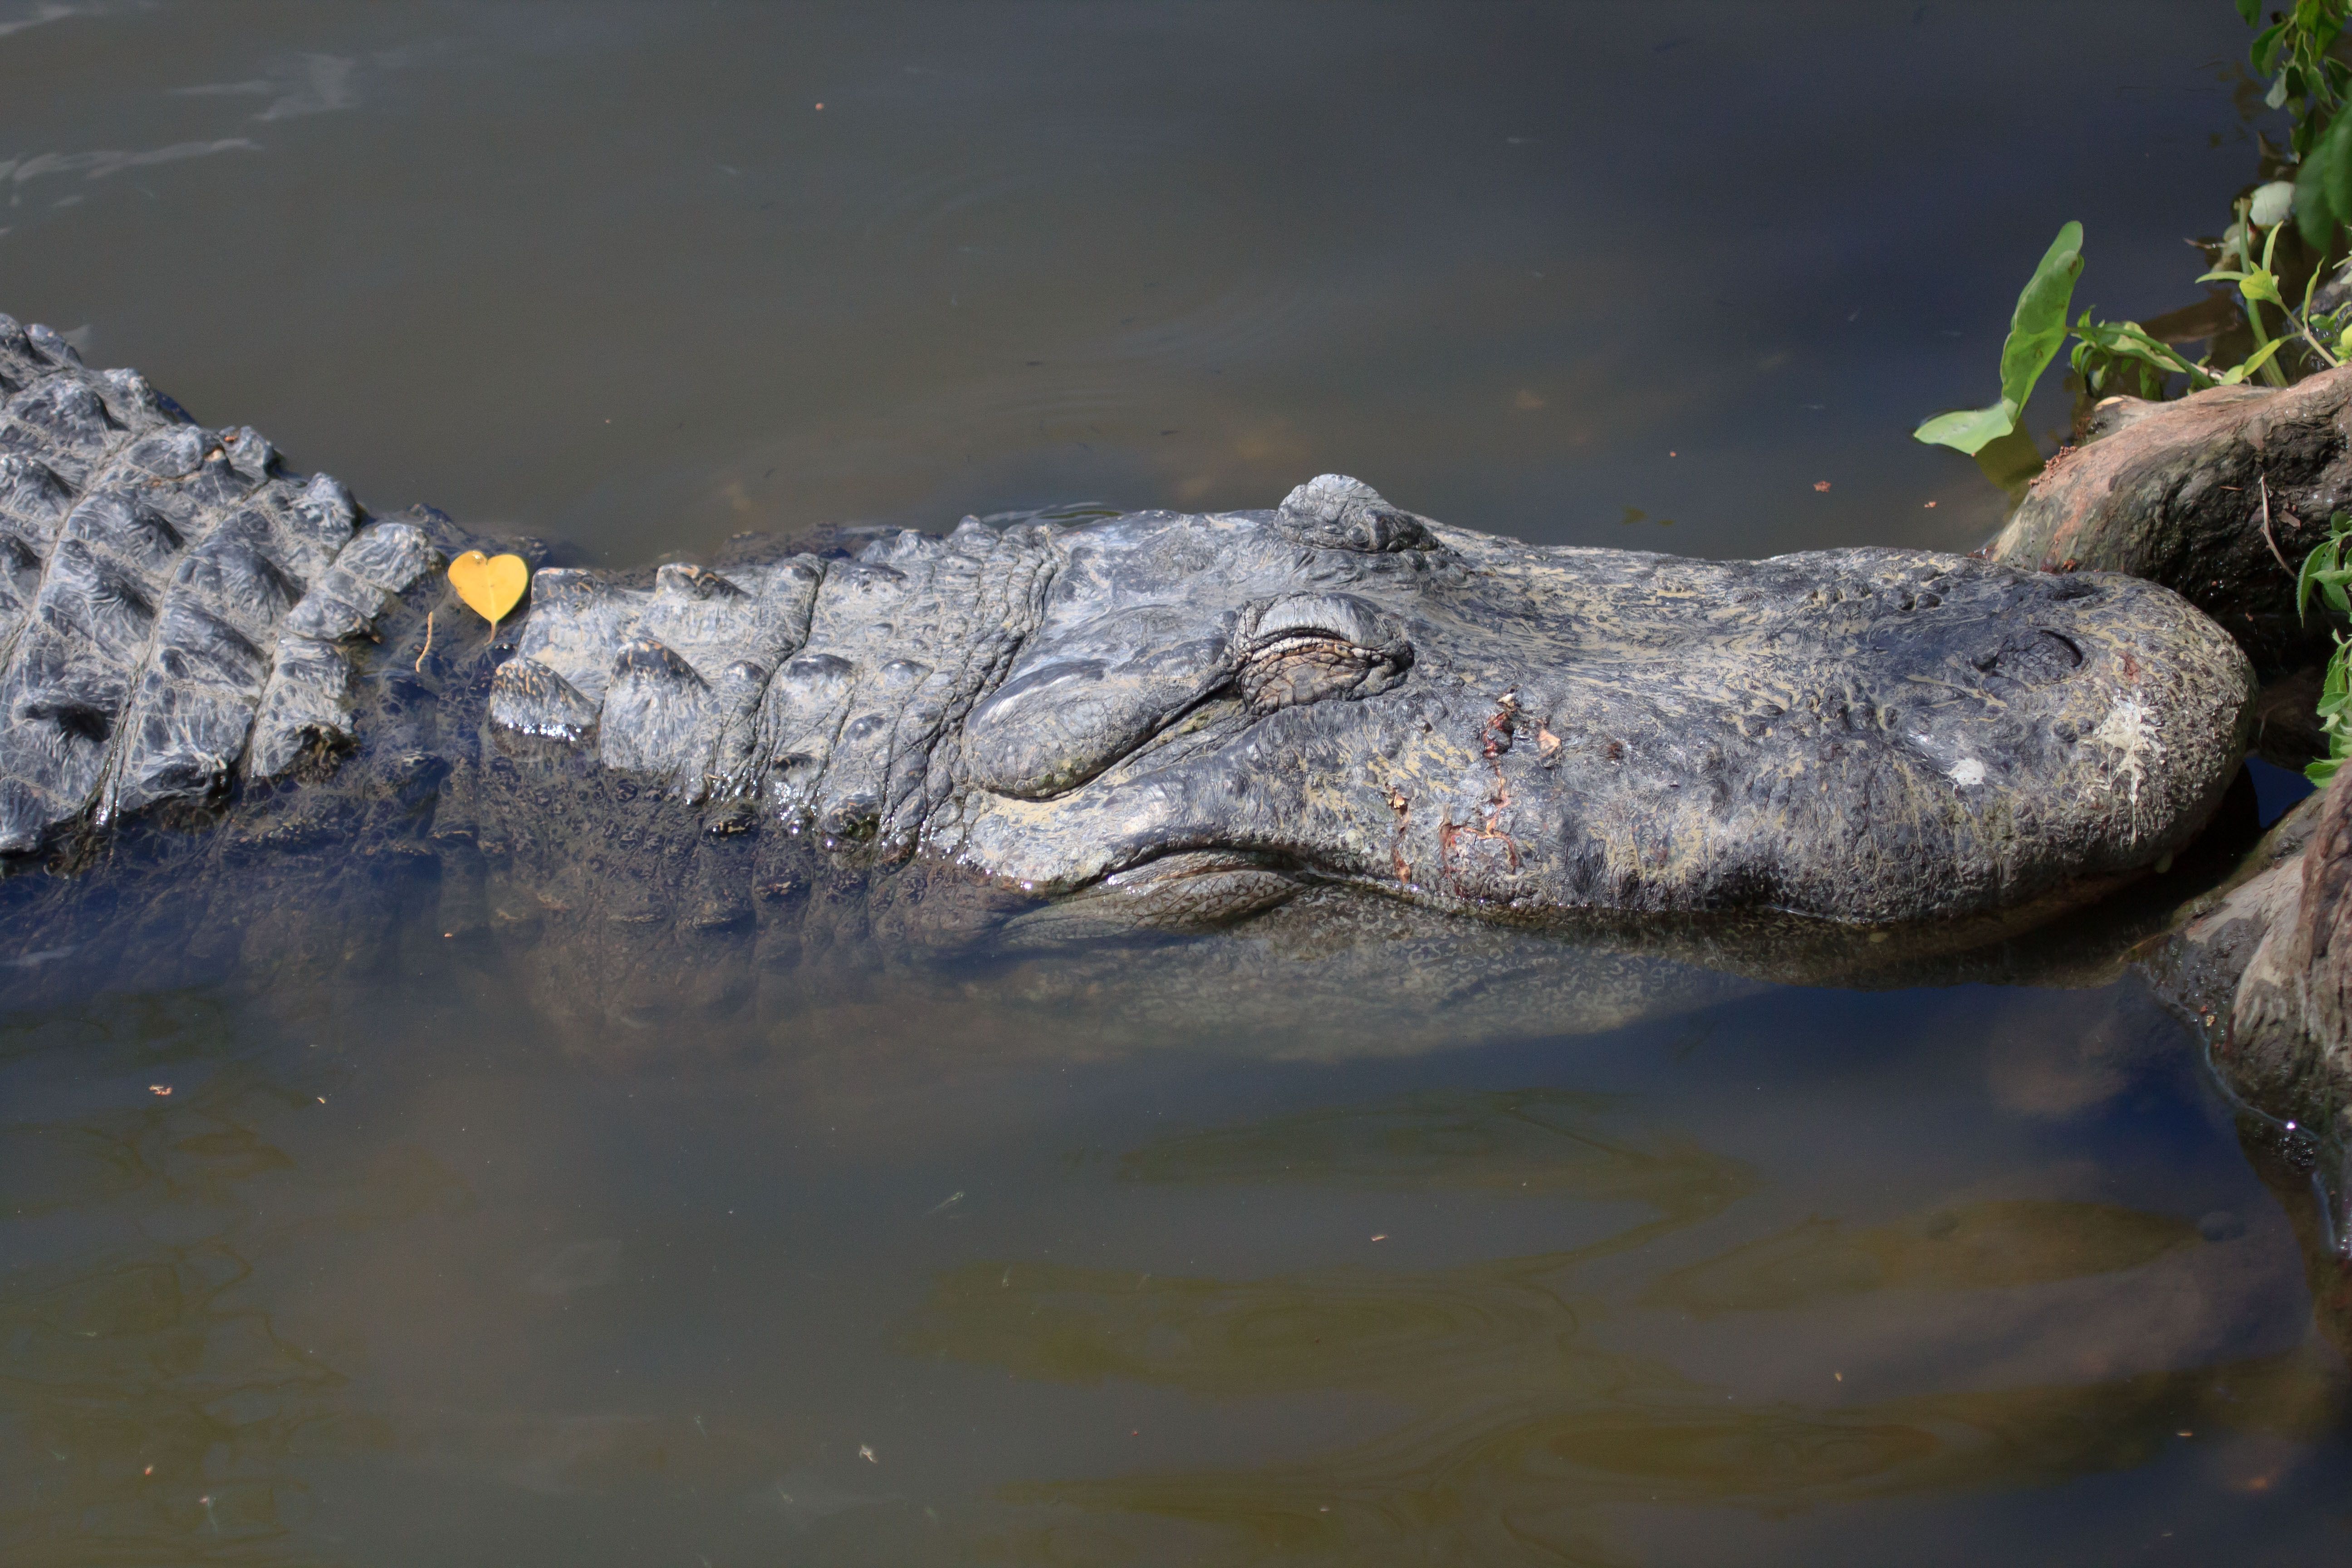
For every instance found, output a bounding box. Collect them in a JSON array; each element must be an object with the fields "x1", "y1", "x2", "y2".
[{"x1": 0, "y1": 314, "x2": 2259, "y2": 1018}]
